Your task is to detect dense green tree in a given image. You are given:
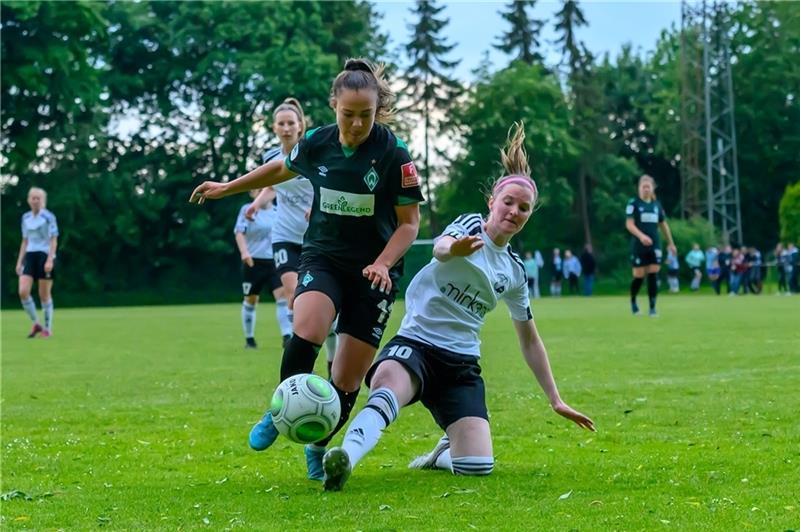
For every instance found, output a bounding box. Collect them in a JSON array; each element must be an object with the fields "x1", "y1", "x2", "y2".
[
  {"x1": 403, "y1": 0, "x2": 461, "y2": 233},
  {"x1": 494, "y1": 0, "x2": 545, "y2": 66},
  {"x1": 779, "y1": 182, "x2": 800, "y2": 243}
]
